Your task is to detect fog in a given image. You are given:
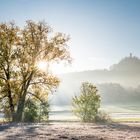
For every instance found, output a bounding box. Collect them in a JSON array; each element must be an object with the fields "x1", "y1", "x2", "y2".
[{"x1": 50, "y1": 55, "x2": 140, "y2": 106}]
